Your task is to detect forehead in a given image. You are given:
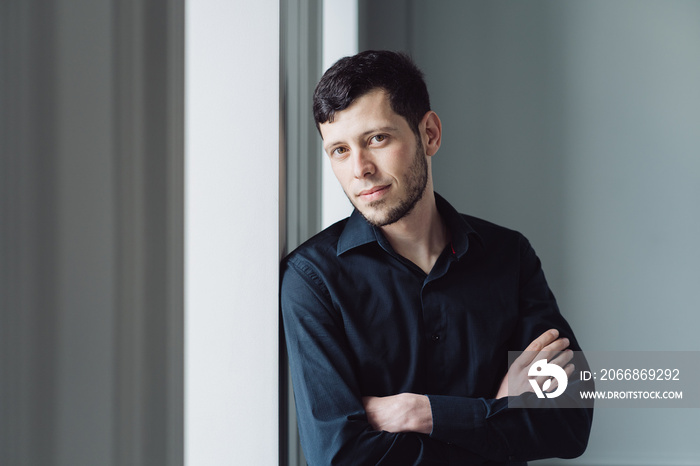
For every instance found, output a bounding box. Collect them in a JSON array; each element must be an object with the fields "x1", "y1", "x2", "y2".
[{"x1": 319, "y1": 89, "x2": 409, "y2": 142}]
